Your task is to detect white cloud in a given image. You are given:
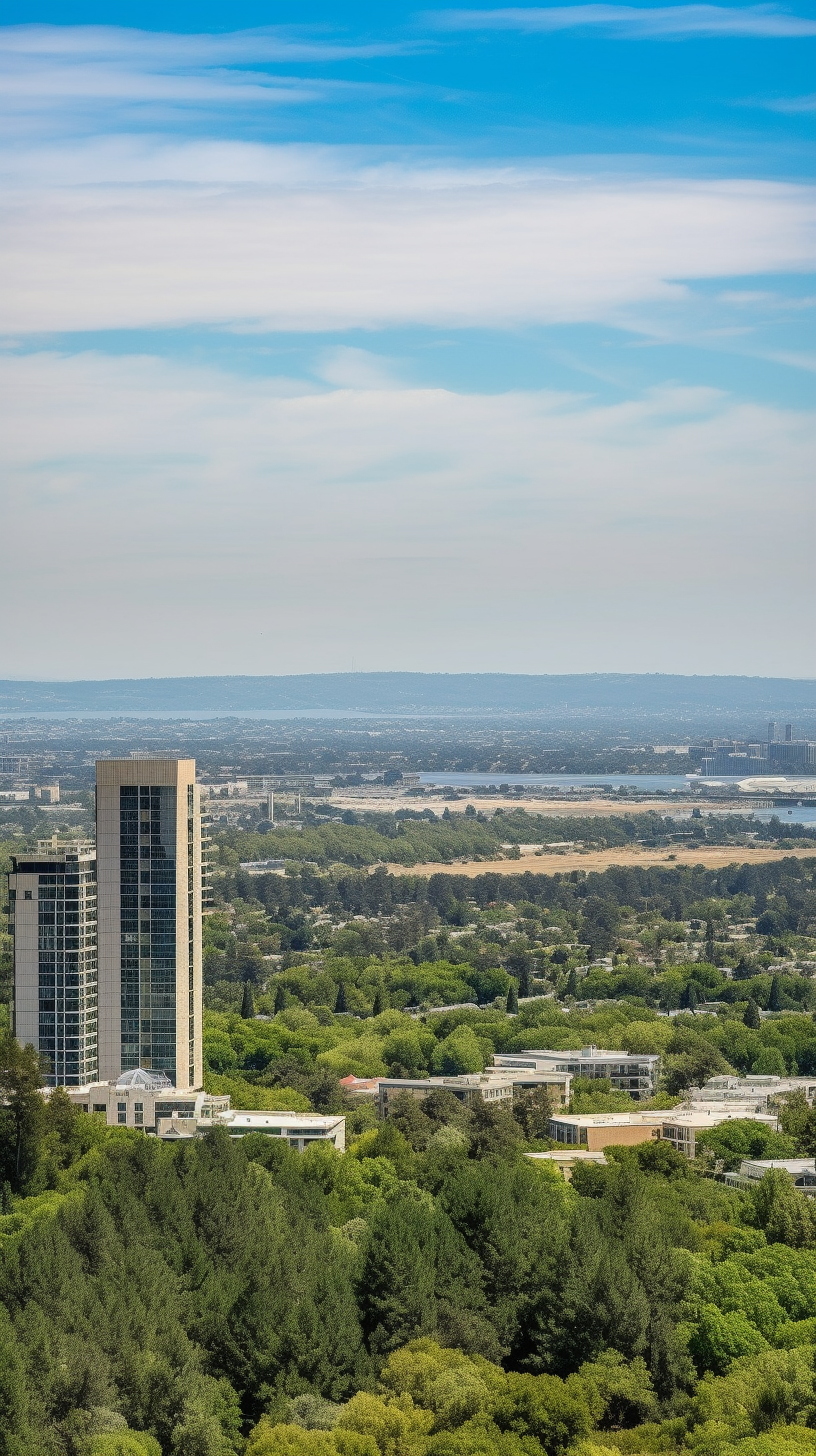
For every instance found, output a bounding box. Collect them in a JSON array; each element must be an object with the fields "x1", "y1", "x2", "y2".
[
  {"x1": 1, "y1": 155, "x2": 813, "y2": 333},
  {"x1": 429, "y1": 5, "x2": 816, "y2": 38},
  {"x1": 0, "y1": 350, "x2": 813, "y2": 676}
]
